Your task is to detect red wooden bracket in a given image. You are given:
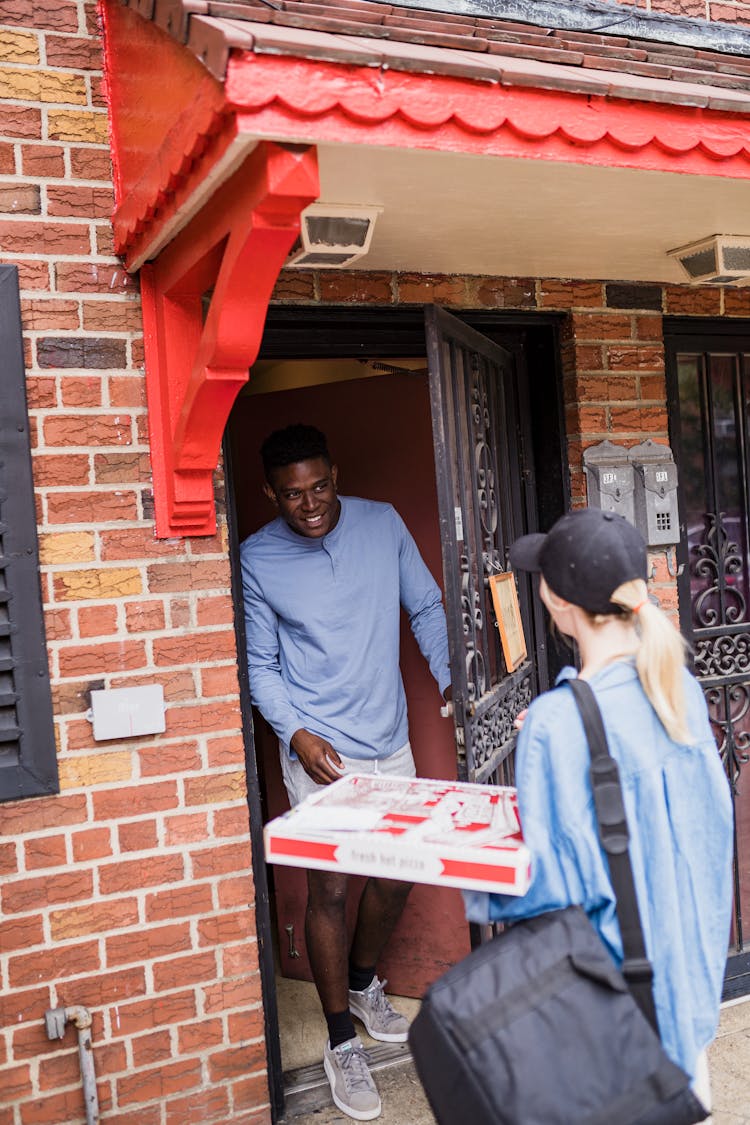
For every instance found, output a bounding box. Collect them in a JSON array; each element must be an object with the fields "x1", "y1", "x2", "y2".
[{"x1": 140, "y1": 141, "x2": 319, "y2": 538}]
